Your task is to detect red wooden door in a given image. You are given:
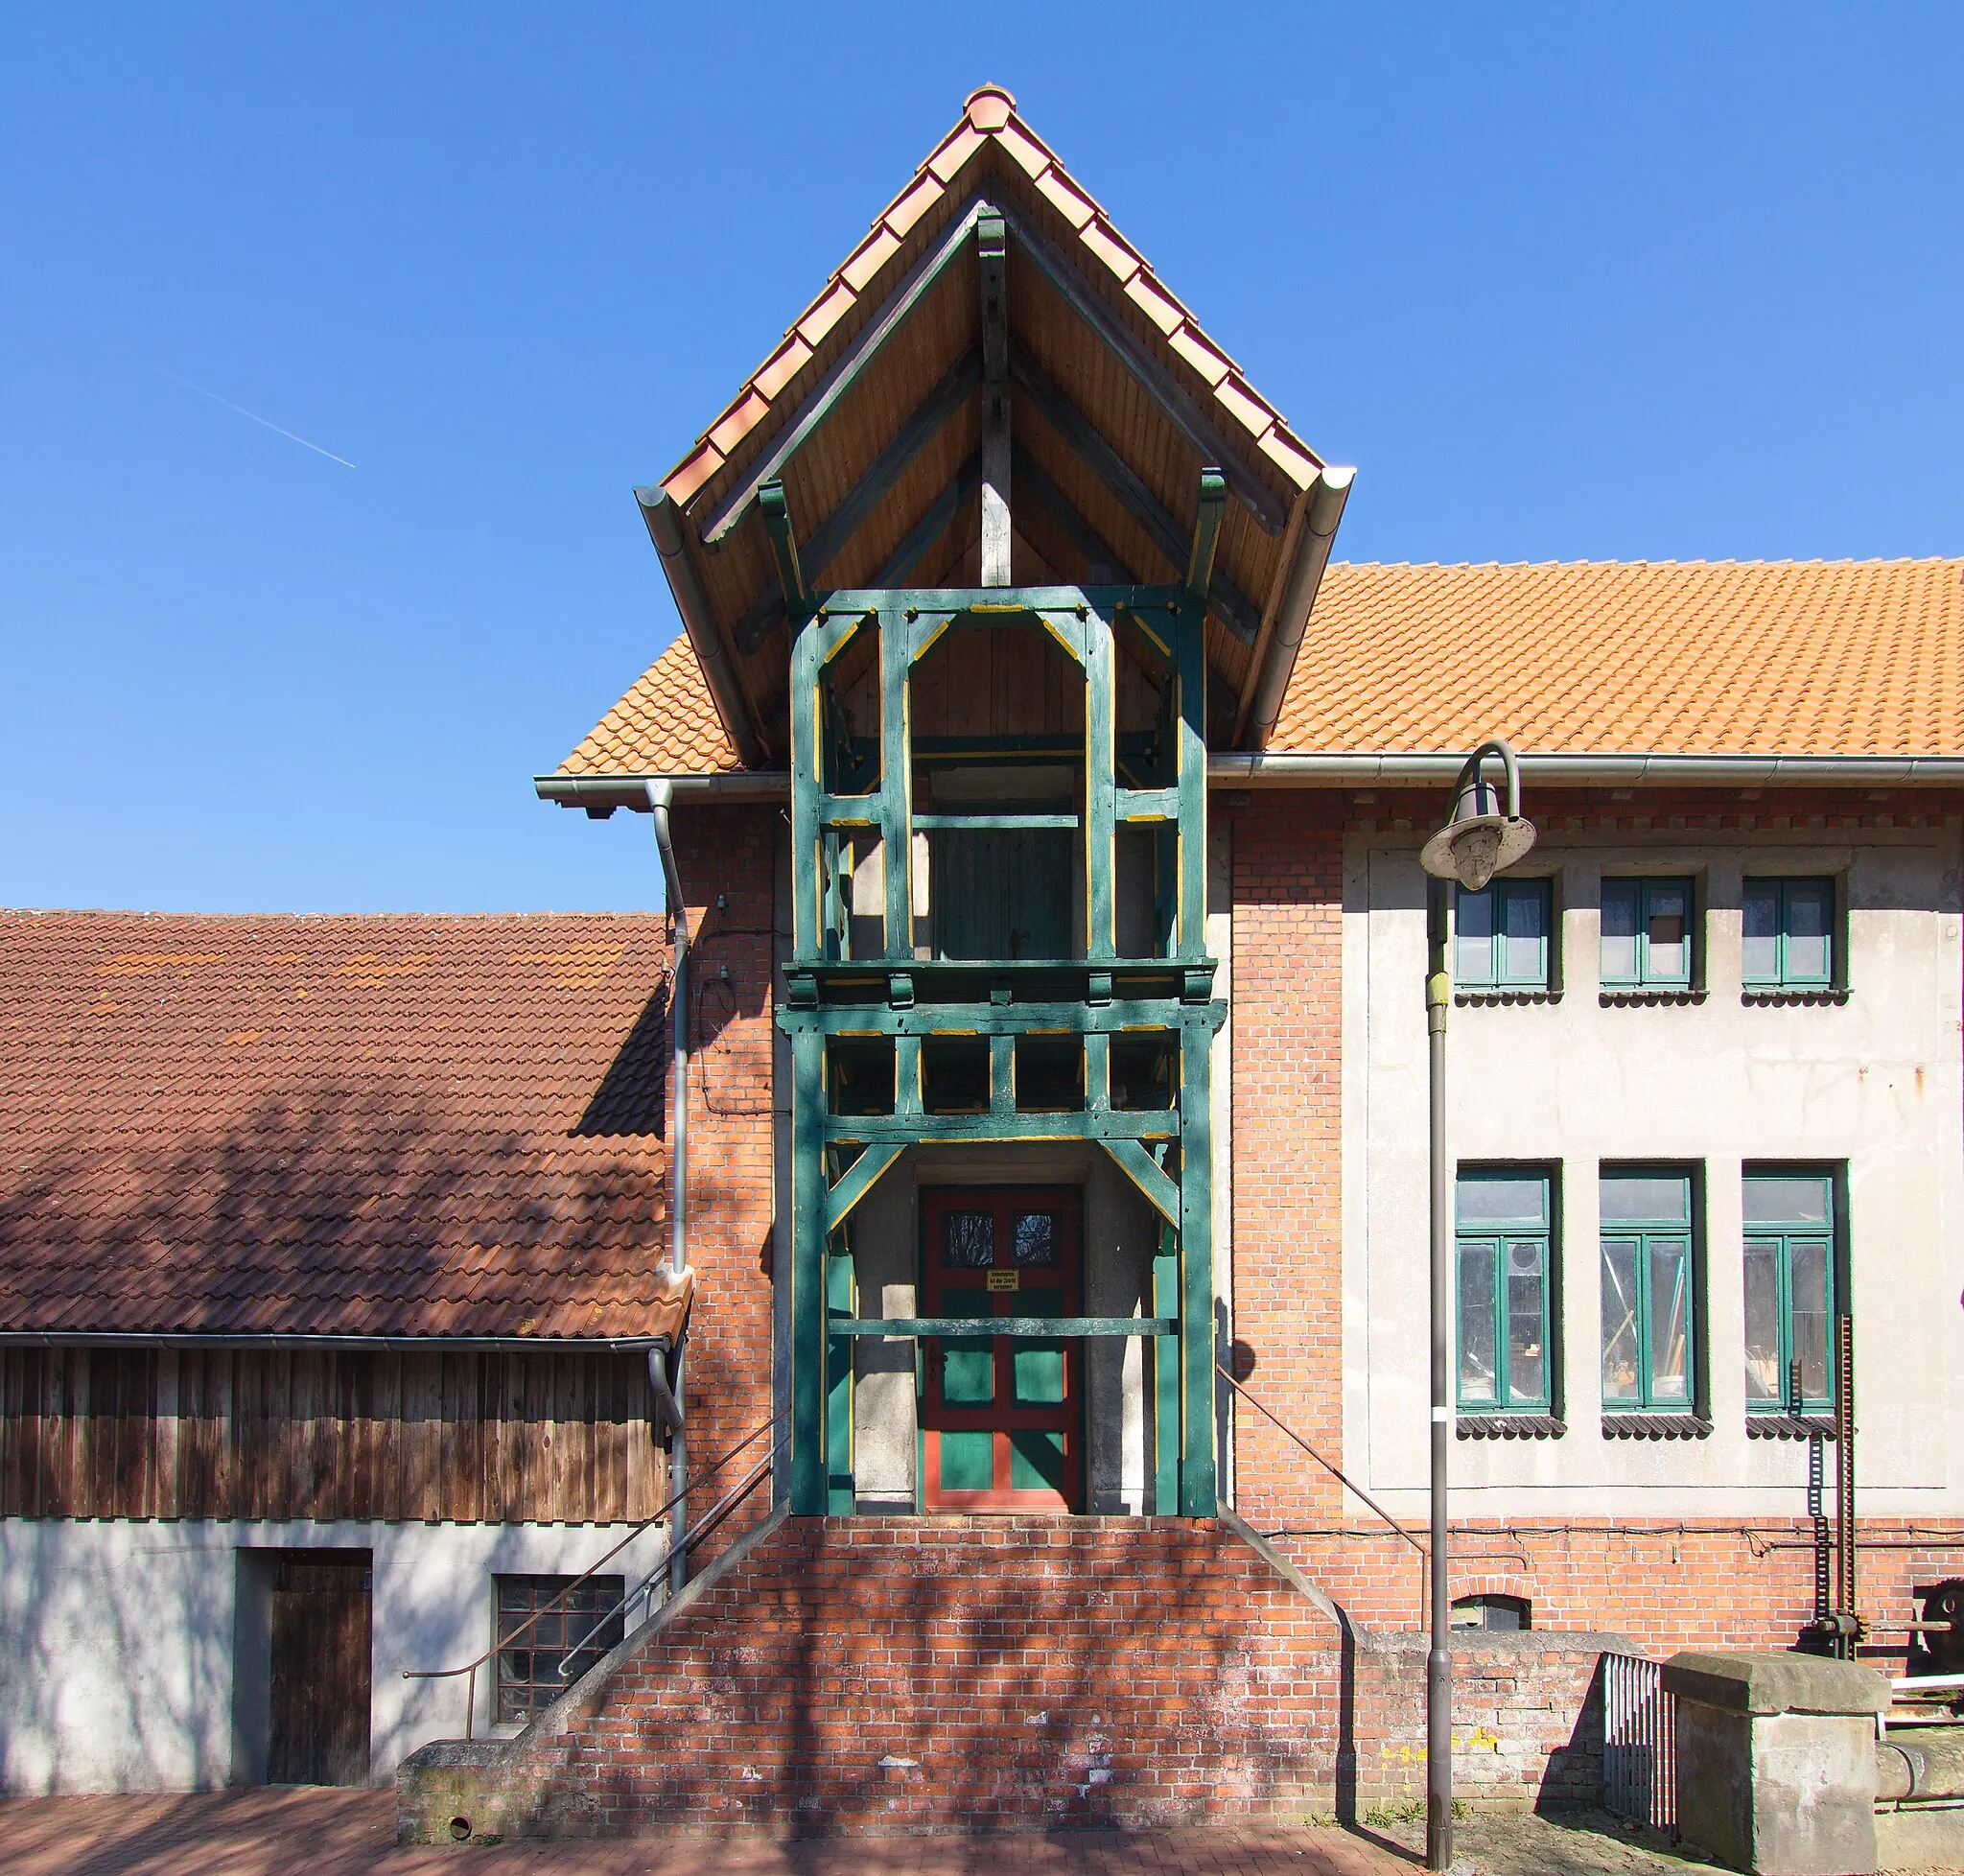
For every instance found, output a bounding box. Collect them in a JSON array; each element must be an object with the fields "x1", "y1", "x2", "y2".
[{"x1": 920, "y1": 1187, "x2": 1083, "y2": 1512}]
